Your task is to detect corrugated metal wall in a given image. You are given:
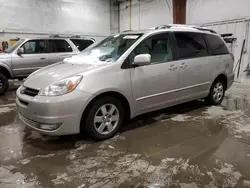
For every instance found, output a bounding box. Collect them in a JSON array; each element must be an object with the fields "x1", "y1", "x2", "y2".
[
  {"x1": 187, "y1": 0, "x2": 250, "y2": 25},
  {"x1": 202, "y1": 19, "x2": 250, "y2": 83},
  {"x1": 0, "y1": 0, "x2": 112, "y2": 41},
  {"x1": 119, "y1": 0, "x2": 173, "y2": 31},
  {"x1": 187, "y1": 0, "x2": 250, "y2": 83}
]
